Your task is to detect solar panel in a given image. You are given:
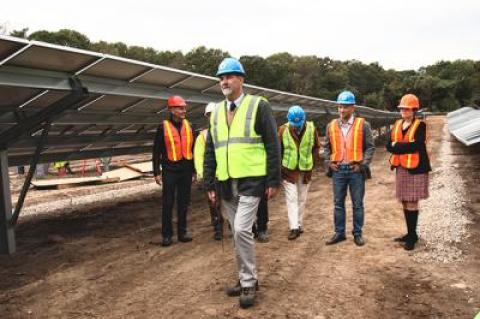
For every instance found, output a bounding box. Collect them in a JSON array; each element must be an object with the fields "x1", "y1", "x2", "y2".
[
  {"x1": 447, "y1": 106, "x2": 480, "y2": 146},
  {"x1": 0, "y1": 34, "x2": 399, "y2": 166}
]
